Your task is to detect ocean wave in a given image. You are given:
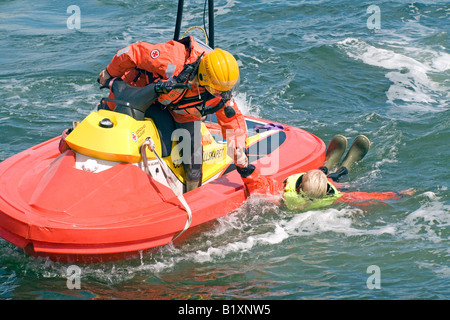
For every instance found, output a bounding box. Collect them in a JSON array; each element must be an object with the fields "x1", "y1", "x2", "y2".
[
  {"x1": 400, "y1": 191, "x2": 450, "y2": 243},
  {"x1": 337, "y1": 37, "x2": 449, "y2": 112}
]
